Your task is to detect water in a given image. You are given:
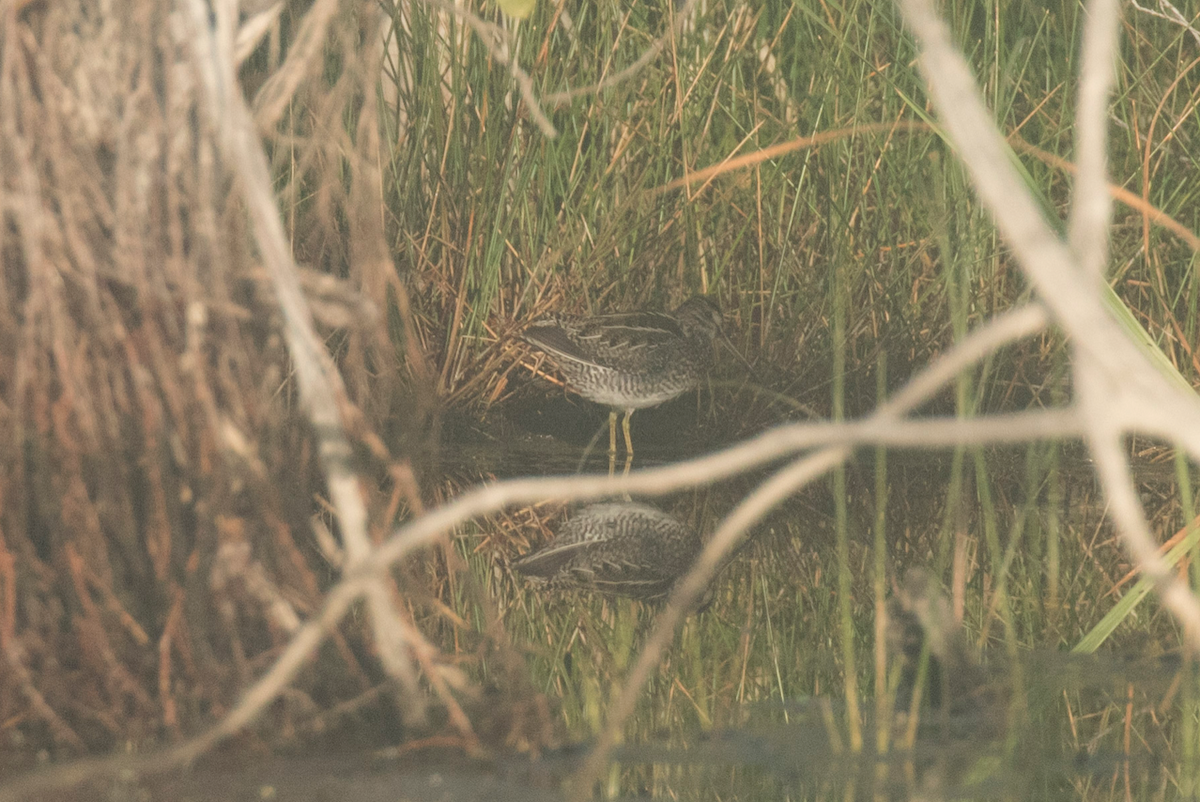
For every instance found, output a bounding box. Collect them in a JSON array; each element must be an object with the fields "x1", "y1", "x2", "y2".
[
  {"x1": 7, "y1": 399, "x2": 1196, "y2": 801},
  {"x1": 432, "y1": 399, "x2": 1197, "y2": 800},
  {"x1": 21, "y1": 644, "x2": 1186, "y2": 801}
]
